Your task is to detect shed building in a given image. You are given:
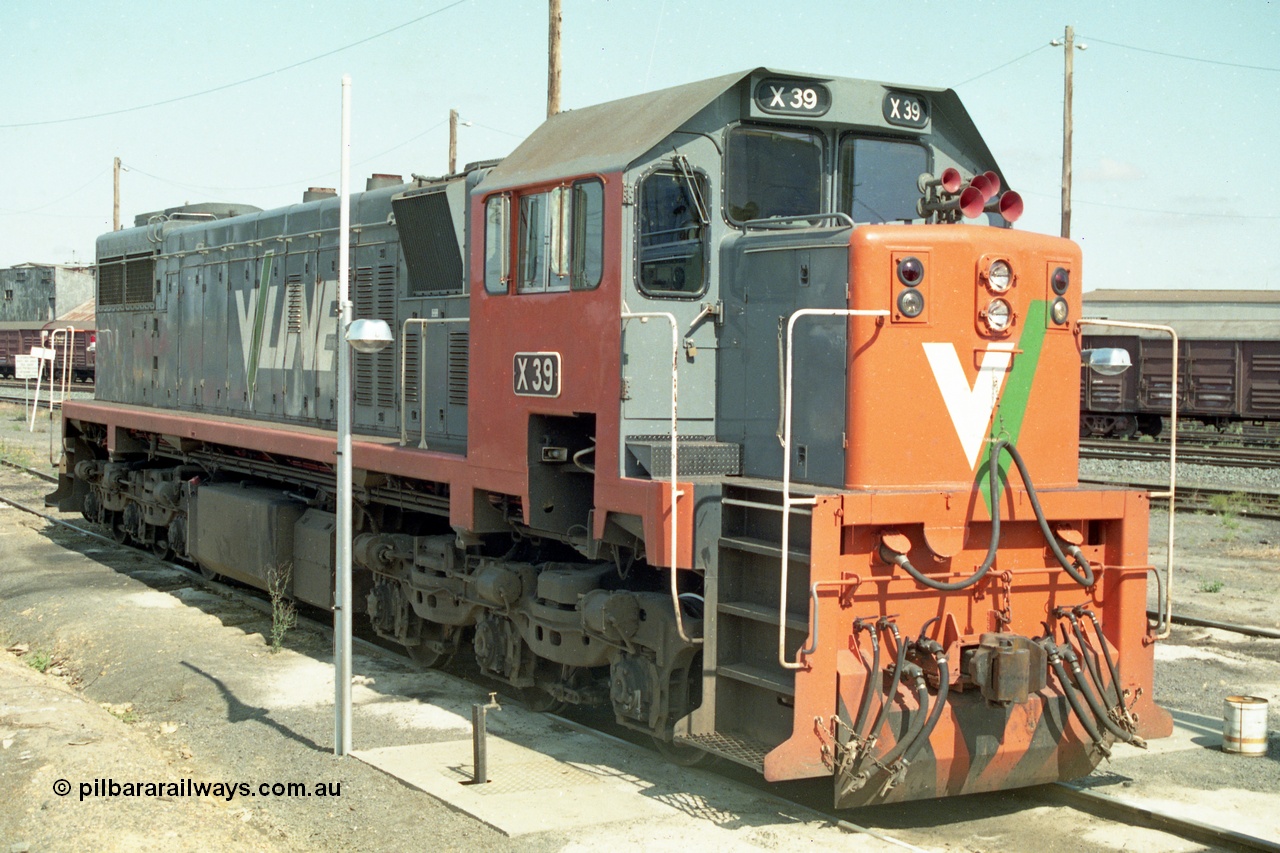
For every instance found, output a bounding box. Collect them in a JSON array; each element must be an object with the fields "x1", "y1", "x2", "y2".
[{"x1": 0, "y1": 263, "x2": 95, "y2": 323}]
